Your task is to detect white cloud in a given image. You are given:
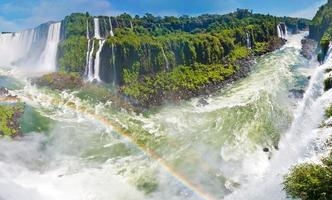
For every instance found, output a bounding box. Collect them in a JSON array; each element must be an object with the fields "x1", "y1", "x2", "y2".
[{"x1": 290, "y1": 0, "x2": 327, "y2": 19}]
